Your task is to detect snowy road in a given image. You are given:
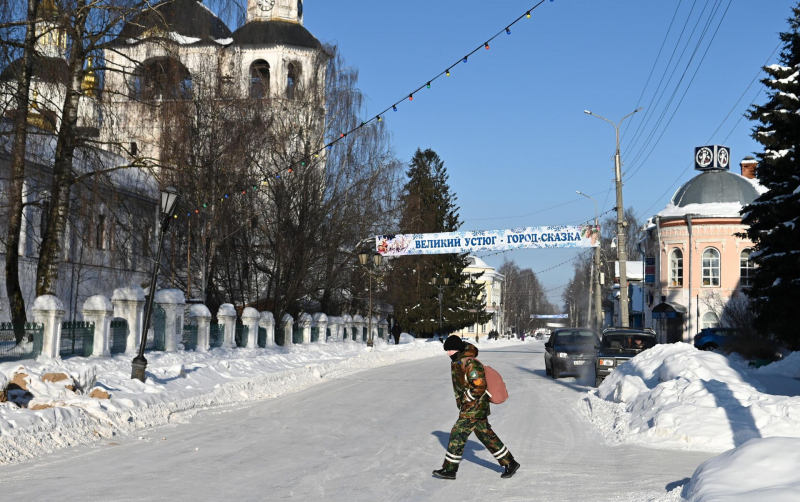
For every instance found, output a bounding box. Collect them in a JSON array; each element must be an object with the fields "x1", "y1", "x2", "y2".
[{"x1": 0, "y1": 341, "x2": 713, "y2": 501}]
